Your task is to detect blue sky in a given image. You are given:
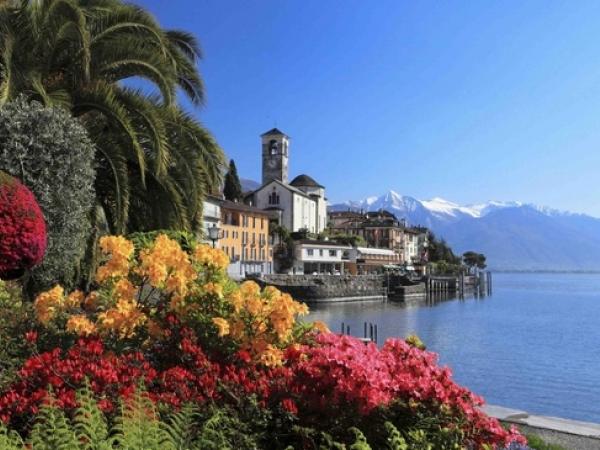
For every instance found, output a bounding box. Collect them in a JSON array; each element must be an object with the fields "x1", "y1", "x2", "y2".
[{"x1": 138, "y1": 1, "x2": 600, "y2": 216}]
